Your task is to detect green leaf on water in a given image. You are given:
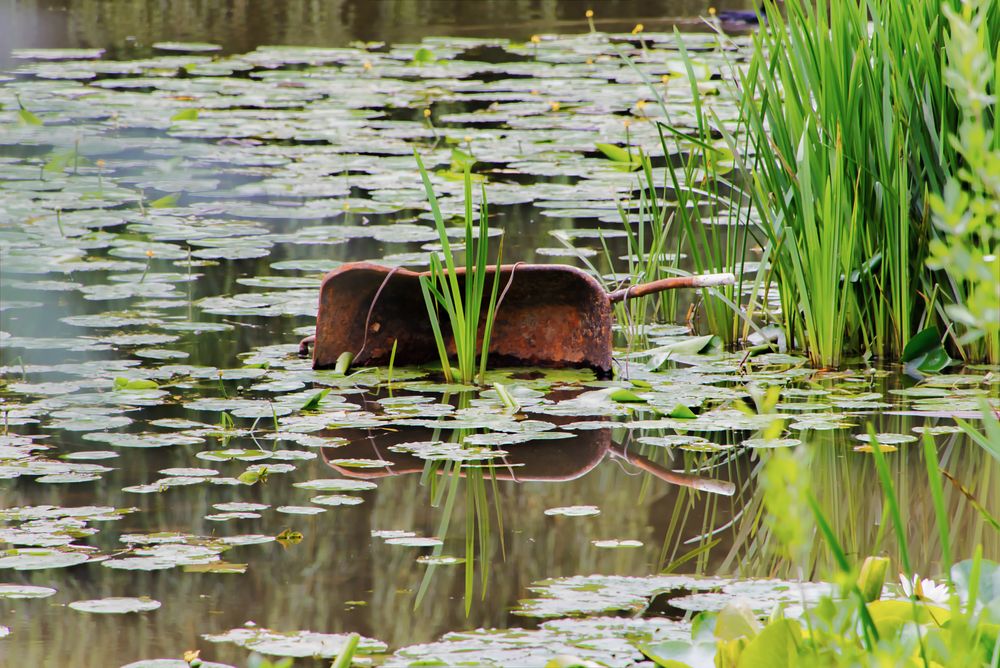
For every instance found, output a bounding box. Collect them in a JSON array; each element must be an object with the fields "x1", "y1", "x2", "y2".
[
  {"x1": 667, "y1": 404, "x2": 697, "y2": 419},
  {"x1": 149, "y1": 194, "x2": 180, "y2": 208},
  {"x1": 170, "y1": 108, "x2": 199, "y2": 122},
  {"x1": 237, "y1": 469, "x2": 264, "y2": 485},
  {"x1": 595, "y1": 143, "x2": 634, "y2": 163},
  {"x1": 18, "y1": 108, "x2": 42, "y2": 126},
  {"x1": 113, "y1": 377, "x2": 159, "y2": 390},
  {"x1": 494, "y1": 382, "x2": 521, "y2": 412},
  {"x1": 647, "y1": 335, "x2": 720, "y2": 370},
  {"x1": 411, "y1": 47, "x2": 435, "y2": 65},
  {"x1": 450, "y1": 148, "x2": 476, "y2": 171},
  {"x1": 300, "y1": 389, "x2": 331, "y2": 411},
  {"x1": 334, "y1": 352, "x2": 353, "y2": 376},
  {"x1": 608, "y1": 388, "x2": 646, "y2": 403}
]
